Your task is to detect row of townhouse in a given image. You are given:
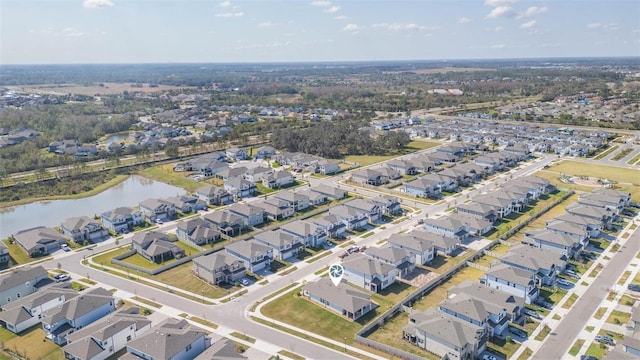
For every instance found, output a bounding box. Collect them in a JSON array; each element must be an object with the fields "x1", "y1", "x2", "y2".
[
  {"x1": 403, "y1": 244, "x2": 569, "y2": 360},
  {"x1": 274, "y1": 152, "x2": 342, "y2": 175},
  {"x1": 522, "y1": 187, "x2": 630, "y2": 259}
]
